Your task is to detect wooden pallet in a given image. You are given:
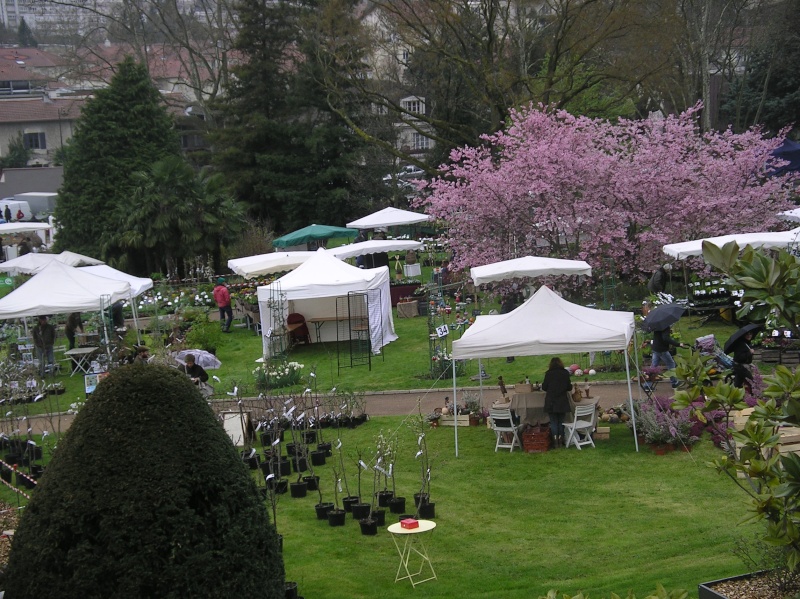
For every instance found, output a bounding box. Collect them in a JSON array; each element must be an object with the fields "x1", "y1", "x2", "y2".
[{"x1": 439, "y1": 415, "x2": 470, "y2": 427}]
